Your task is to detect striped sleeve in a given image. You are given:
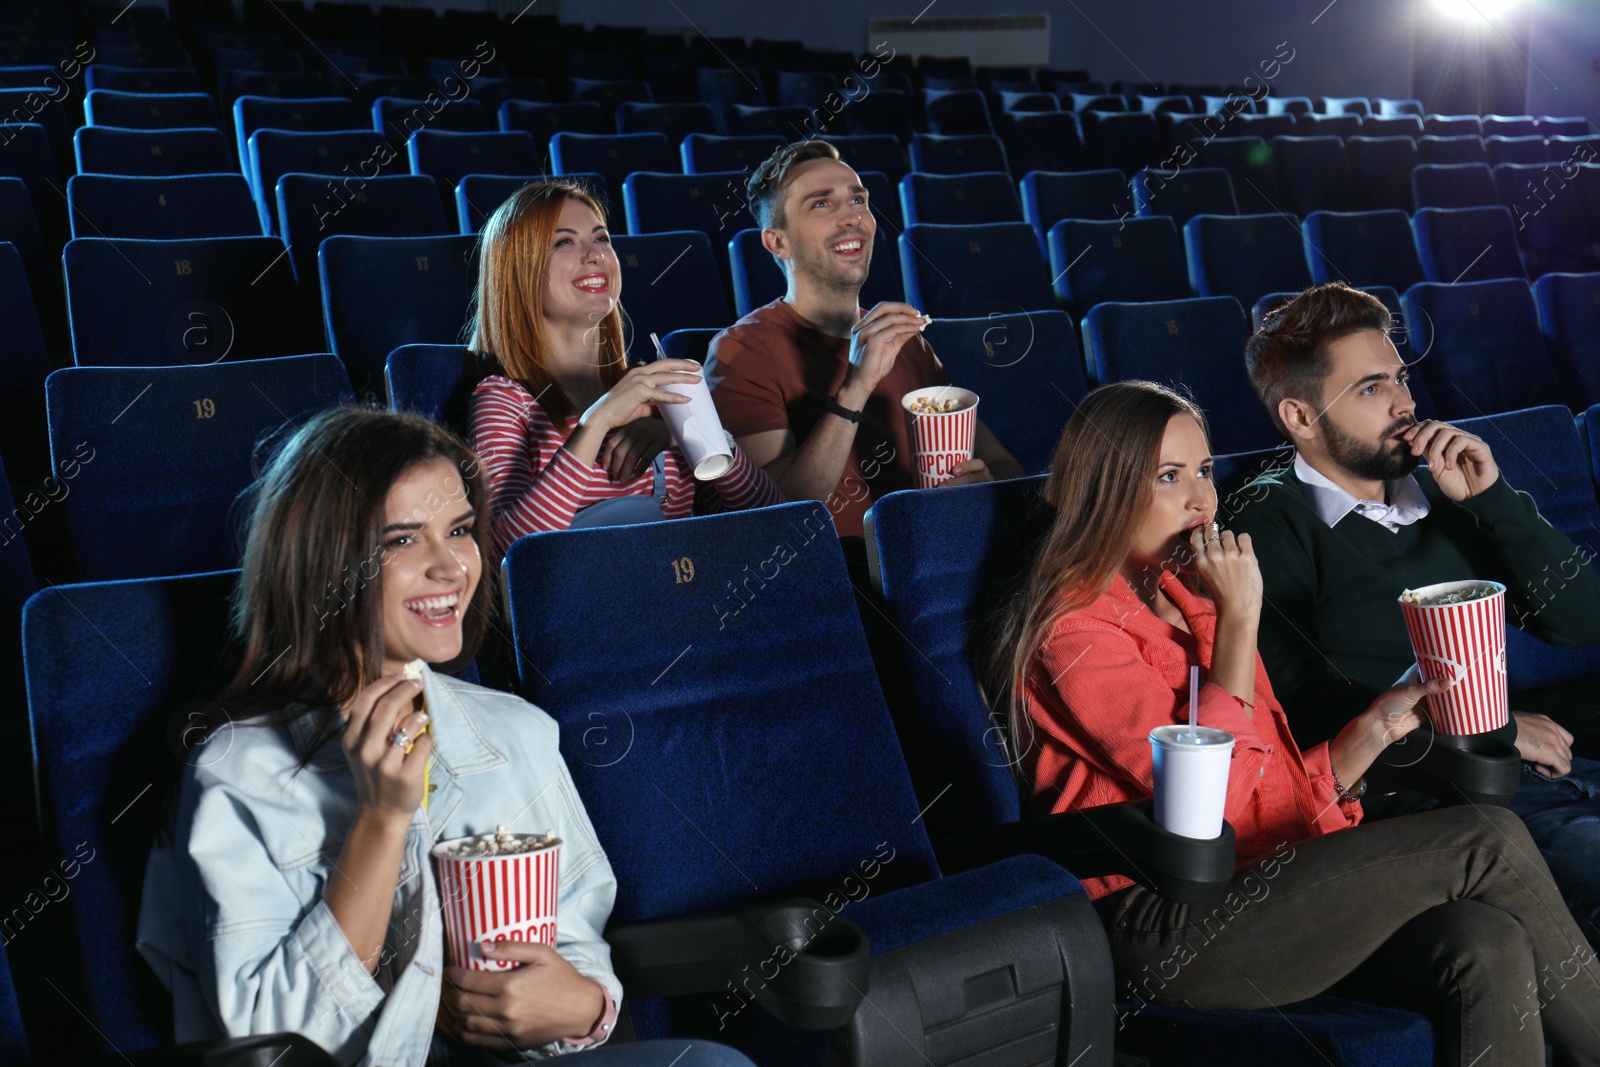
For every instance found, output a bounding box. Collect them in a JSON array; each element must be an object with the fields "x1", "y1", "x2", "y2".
[
  {"x1": 467, "y1": 376, "x2": 594, "y2": 552},
  {"x1": 699, "y1": 444, "x2": 784, "y2": 514}
]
